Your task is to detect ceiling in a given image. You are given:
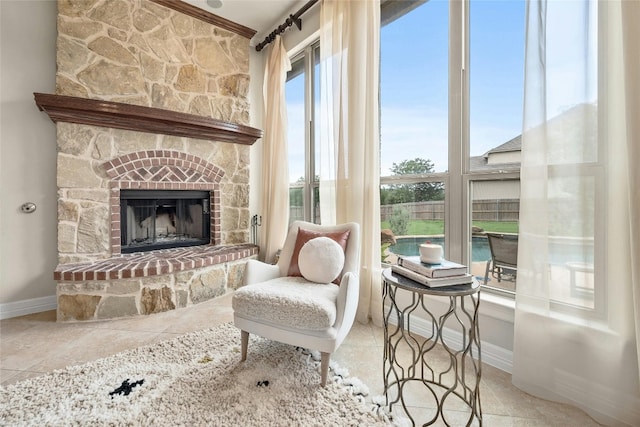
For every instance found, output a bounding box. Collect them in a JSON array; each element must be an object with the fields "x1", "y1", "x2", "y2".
[{"x1": 182, "y1": 0, "x2": 304, "y2": 44}]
